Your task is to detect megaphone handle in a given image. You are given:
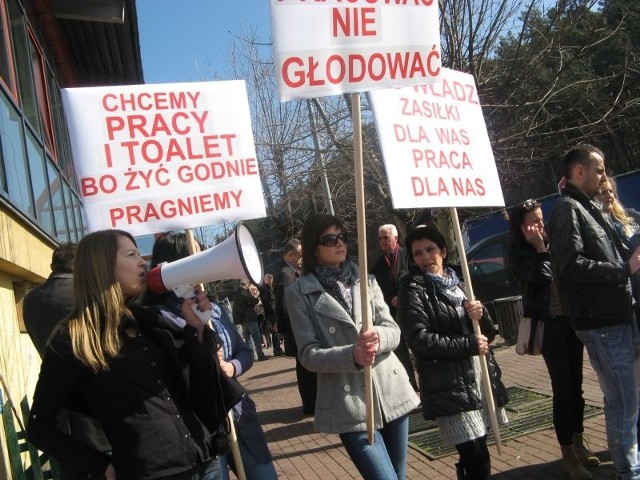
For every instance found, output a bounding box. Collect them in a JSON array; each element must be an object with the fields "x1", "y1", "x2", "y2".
[{"x1": 172, "y1": 284, "x2": 211, "y2": 323}]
